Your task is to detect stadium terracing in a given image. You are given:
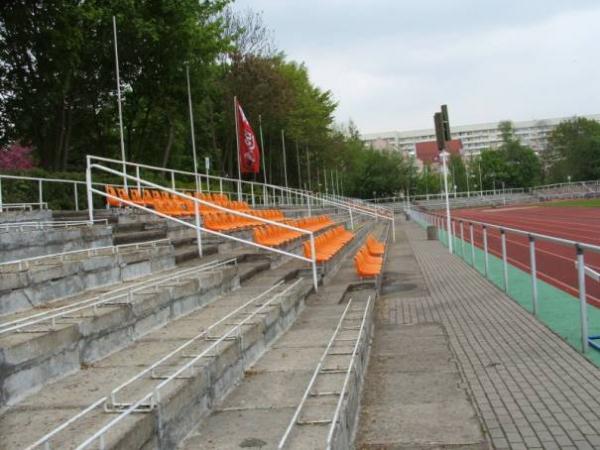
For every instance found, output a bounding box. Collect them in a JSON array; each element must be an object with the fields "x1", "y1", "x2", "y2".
[{"x1": 2, "y1": 163, "x2": 600, "y2": 449}]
